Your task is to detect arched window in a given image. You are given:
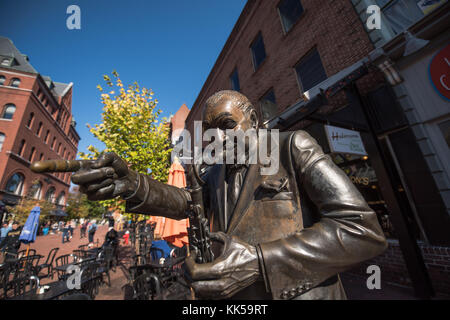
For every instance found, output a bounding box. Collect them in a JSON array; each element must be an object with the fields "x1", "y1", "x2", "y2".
[
  {"x1": 62, "y1": 147, "x2": 66, "y2": 158},
  {"x1": 26, "y1": 112, "x2": 34, "y2": 128},
  {"x1": 0, "y1": 133, "x2": 4, "y2": 152},
  {"x1": 5, "y1": 173, "x2": 25, "y2": 195},
  {"x1": 28, "y1": 147, "x2": 36, "y2": 162},
  {"x1": 29, "y1": 181, "x2": 42, "y2": 199},
  {"x1": 57, "y1": 143, "x2": 61, "y2": 154},
  {"x1": 10, "y1": 78, "x2": 20, "y2": 88},
  {"x1": 1, "y1": 104, "x2": 16, "y2": 119},
  {"x1": 1, "y1": 59, "x2": 9, "y2": 66},
  {"x1": 36, "y1": 122, "x2": 43, "y2": 136},
  {"x1": 56, "y1": 192, "x2": 66, "y2": 206},
  {"x1": 0, "y1": 75, "x2": 5, "y2": 85},
  {"x1": 45, "y1": 187, "x2": 56, "y2": 203},
  {"x1": 39, "y1": 153, "x2": 44, "y2": 161},
  {"x1": 51, "y1": 137, "x2": 56, "y2": 149},
  {"x1": 44, "y1": 130, "x2": 50, "y2": 143},
  {"x1": 18, "y1": 139, "x2": 25, "y2": 156}
]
